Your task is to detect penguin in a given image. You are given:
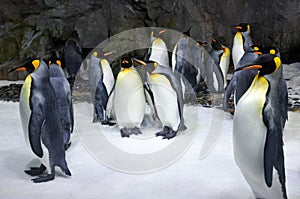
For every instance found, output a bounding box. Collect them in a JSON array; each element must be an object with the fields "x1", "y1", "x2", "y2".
[
  {"x1": 211, "y1": 38, "x2": 231, "y2": 88},
  {"x1": 89, "y1": 50, "x2": 115, "y2": 125},
  {"x1": 233, "y1": 54, "x2": 288, "y2": 199},
  {"x1": 9, "y1": 59, "x2": 71, "y2": 183},
  {"x1": 207, "y1": 39, "x2": 225, "y2": 92},
  {"x1": 223, "y1": 45, "x2": 262, "y2": 112},
  {"x1": 192, "y1": 41, "x2": 207, "y2": 85},
  {"x1": 63, "y1": 31, "x2": 83, "y2": 91},
  {"x1": 171, "y1": 27, "x2": 198, "y2": 103},
  {"x1": 134, "y1": 59, "x2": 187, "y2": 139},
  {"x1": 48, "y1": 56, "x2": 74, "y2": 150},
  {"x1": 147, "y1": 29, "x2": 169, "y2": 67},
  {"x1": 113, "y1": 57, "x2": 146, "y2": 137},
  {"x1": 232, "y1": 23, "x2": 253, "y2": 68}
]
